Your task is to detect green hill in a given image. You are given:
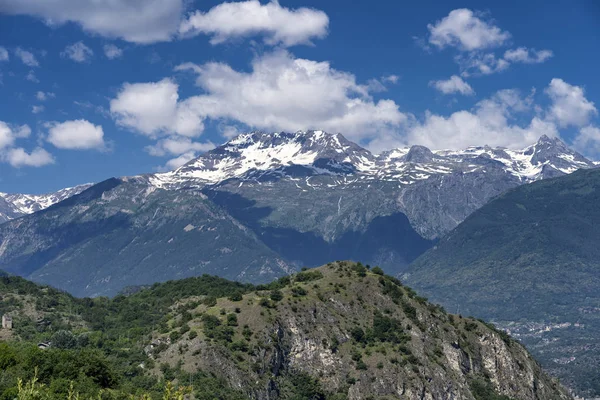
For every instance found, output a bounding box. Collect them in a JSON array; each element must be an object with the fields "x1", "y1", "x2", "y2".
[
  {"x1": 0, "y1": 263, "x2": 569, "y2": 400},
  {"x1": 405, "y1": 167, "x2": 600, "y2": 396}
]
